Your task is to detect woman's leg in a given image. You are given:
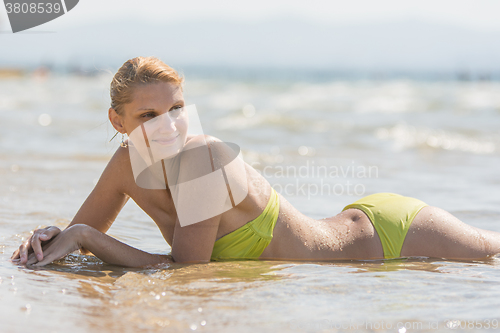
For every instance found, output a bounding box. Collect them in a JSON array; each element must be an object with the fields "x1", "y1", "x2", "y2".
[{"x1": 401, "y1": 206, "x2": 500, "y2": 259}]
